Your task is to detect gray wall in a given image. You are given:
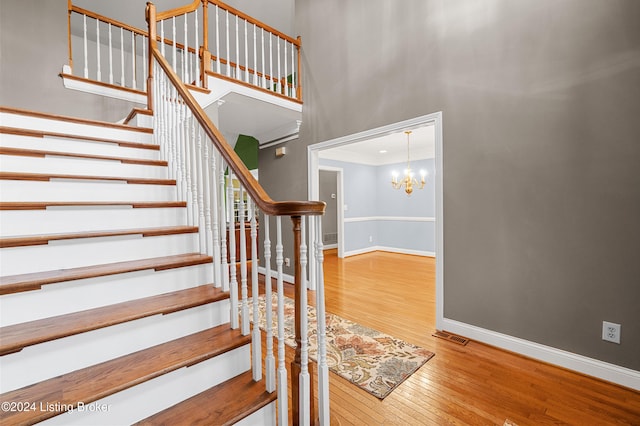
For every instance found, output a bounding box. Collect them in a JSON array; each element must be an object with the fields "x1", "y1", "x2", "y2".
[
  {"x1": 0, "y1": 0, "x2": 137, "y2": 121},
  {"x1": 259, "y1": 0, "x2": 640, "y2": 370}
]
